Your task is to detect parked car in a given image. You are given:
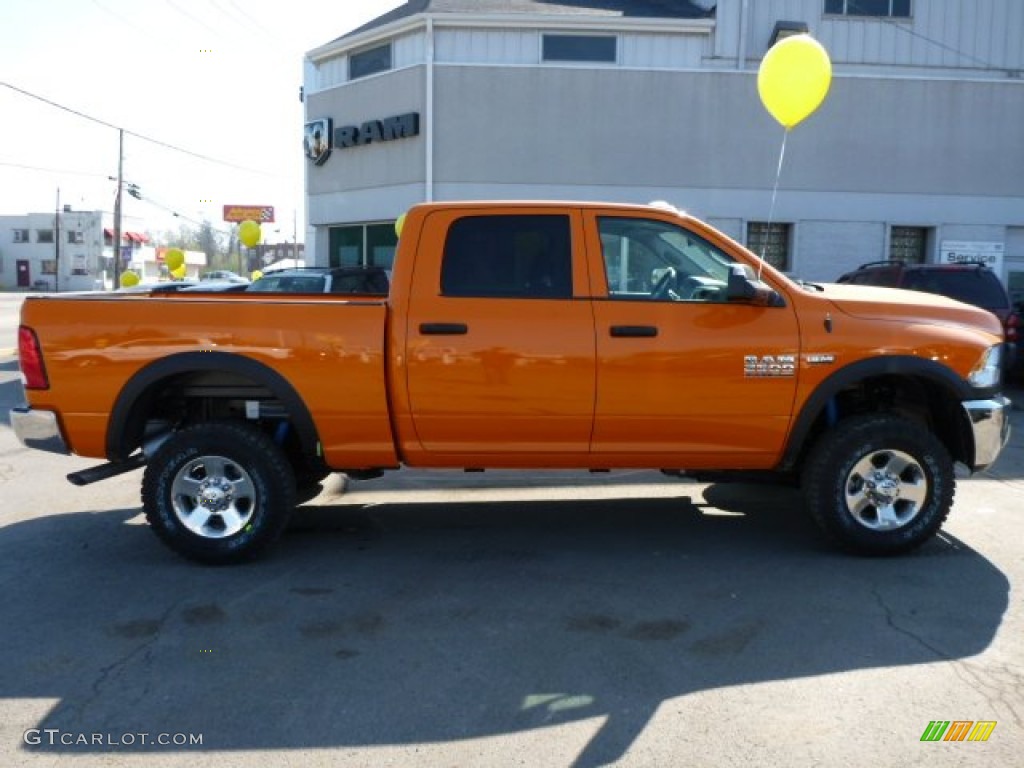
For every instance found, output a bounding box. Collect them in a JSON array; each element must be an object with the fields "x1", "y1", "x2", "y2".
[
  {"x1": 836, "y1": 260, "x2": 1020, "y2": 378},
  {"x1": 200, "y1": 270, "x2": 249, "y2": 283},
  {"x1": 179, "y1": 281, "x2": 250, "y2": 293},
  {"x1": 145, "y1": 280, "x2": 202, "y2": 293},
  {"x1": 247, "y1": 266, "x2": 389, "y2": 295}
]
